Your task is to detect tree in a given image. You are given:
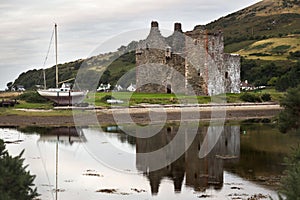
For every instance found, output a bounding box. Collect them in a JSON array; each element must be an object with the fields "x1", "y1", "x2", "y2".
[
  {"x1": 280, "y1": 143, "x2": 300, "y2": 200},
  {"x1": 6, "y1": 82, "x2": 13, "y2": 91},
  {"x1": 0, "y1": 139, "x2": 38, "y2": 200},
  {"x1": 276, "y1": 85, "x2": 300, "y2": 200},
  {"x1": 276, "y1": 62, "x2": 300, "y2": 91},
  {"x1": 100, "y1": 70, "x2": 111, "y2": 84},
  {"x1": 267, "y1": 77, "x2": 278, "y2": 86},
  {"x1": 278, "y1": 85, "x2": 300, "y2": 133}
]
